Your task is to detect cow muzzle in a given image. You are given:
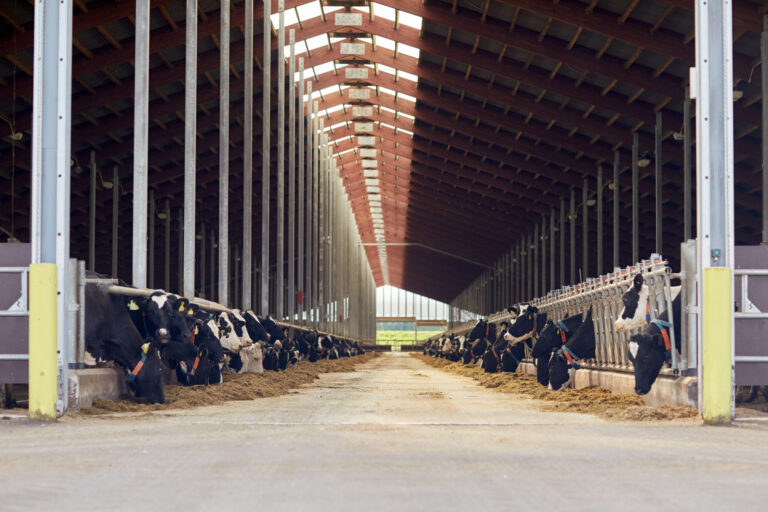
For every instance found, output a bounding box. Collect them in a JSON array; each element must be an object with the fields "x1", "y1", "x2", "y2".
[{"x1": 156, "y1": 328, "x2": 170, "y2": 342}]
